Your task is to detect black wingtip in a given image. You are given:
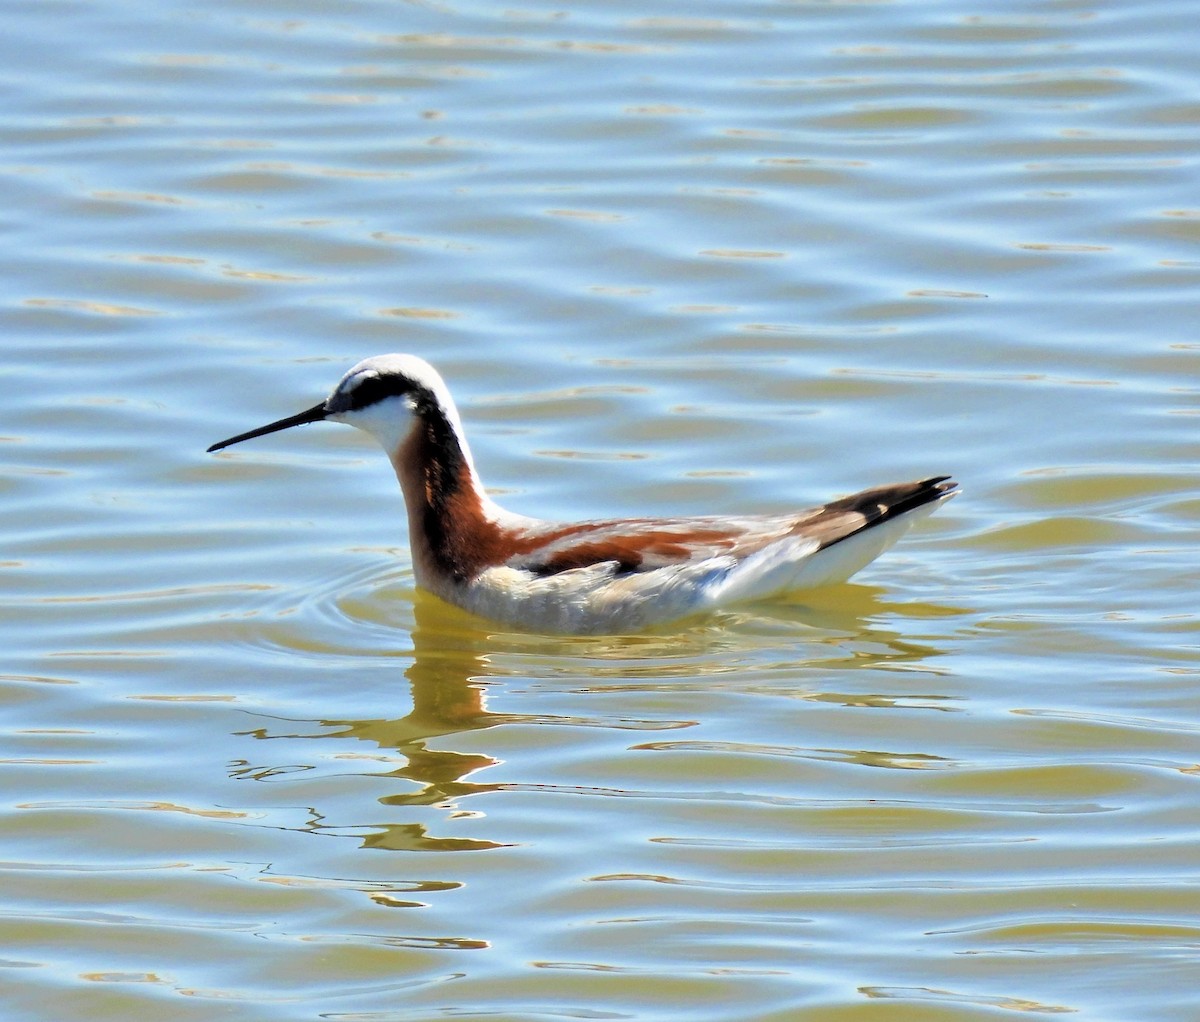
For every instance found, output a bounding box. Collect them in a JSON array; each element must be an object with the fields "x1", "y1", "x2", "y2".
[
  {"x1": 823, "y1": 474, "x2": 959, "y2": 525},
  {"x1": 923, "y1": 474, "x2": 958, "y2": 495},
  {"x1": 906, "y1": 475, "x2": 960, "y2": 509}
]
